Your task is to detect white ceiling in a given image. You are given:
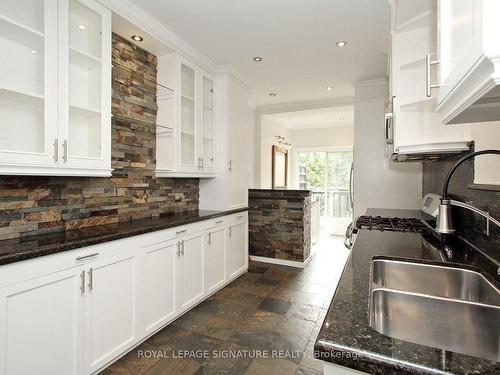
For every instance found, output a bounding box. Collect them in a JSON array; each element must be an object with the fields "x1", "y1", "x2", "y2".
[
  {"x1": 129, "y1": 0, "x2": 391, "y2": 106},
  {"x1": 266, "y1": 106, "x2": 354, "y2": 130}
]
